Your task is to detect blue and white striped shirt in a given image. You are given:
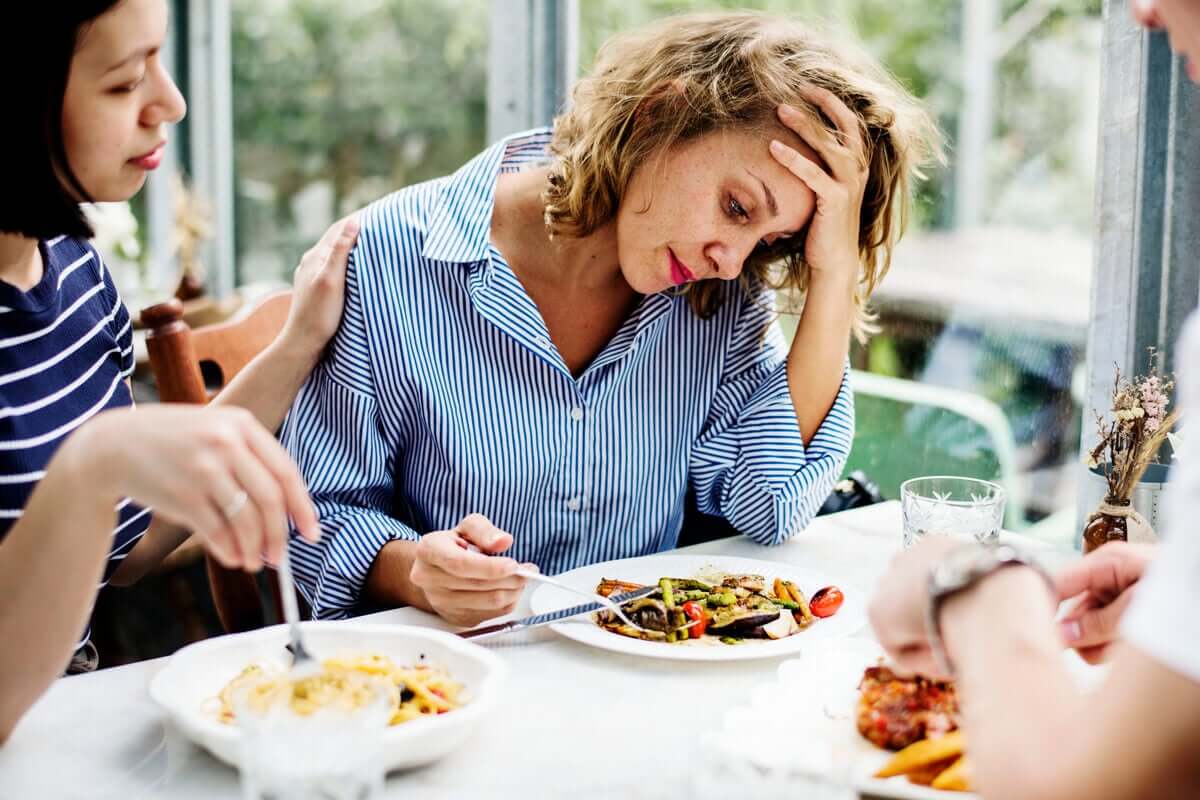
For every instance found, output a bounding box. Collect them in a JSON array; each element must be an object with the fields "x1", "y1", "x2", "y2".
[
  {"x1": 0, "y1": 236, "x2": 150, "y2": 646},
  {"x1": 282, "y1": 129, "x2": 854, "y2": 619}
]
